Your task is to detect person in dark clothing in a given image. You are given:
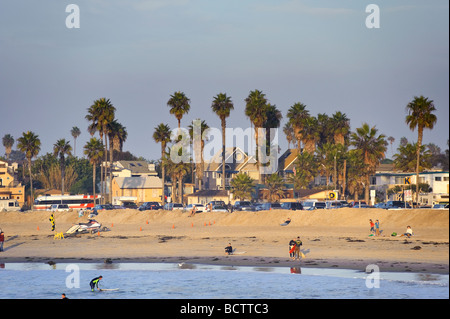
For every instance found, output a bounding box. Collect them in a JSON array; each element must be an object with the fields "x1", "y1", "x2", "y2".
[
  {"x1": 90, "y1": 276, "x2": 103, "y2": 291},
  {"x1": 225, "y1": 243, "x2": 233, "y2": 255},
  {"x1": 0, "y1": 230, "x2": 4, "y2": 252}
]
